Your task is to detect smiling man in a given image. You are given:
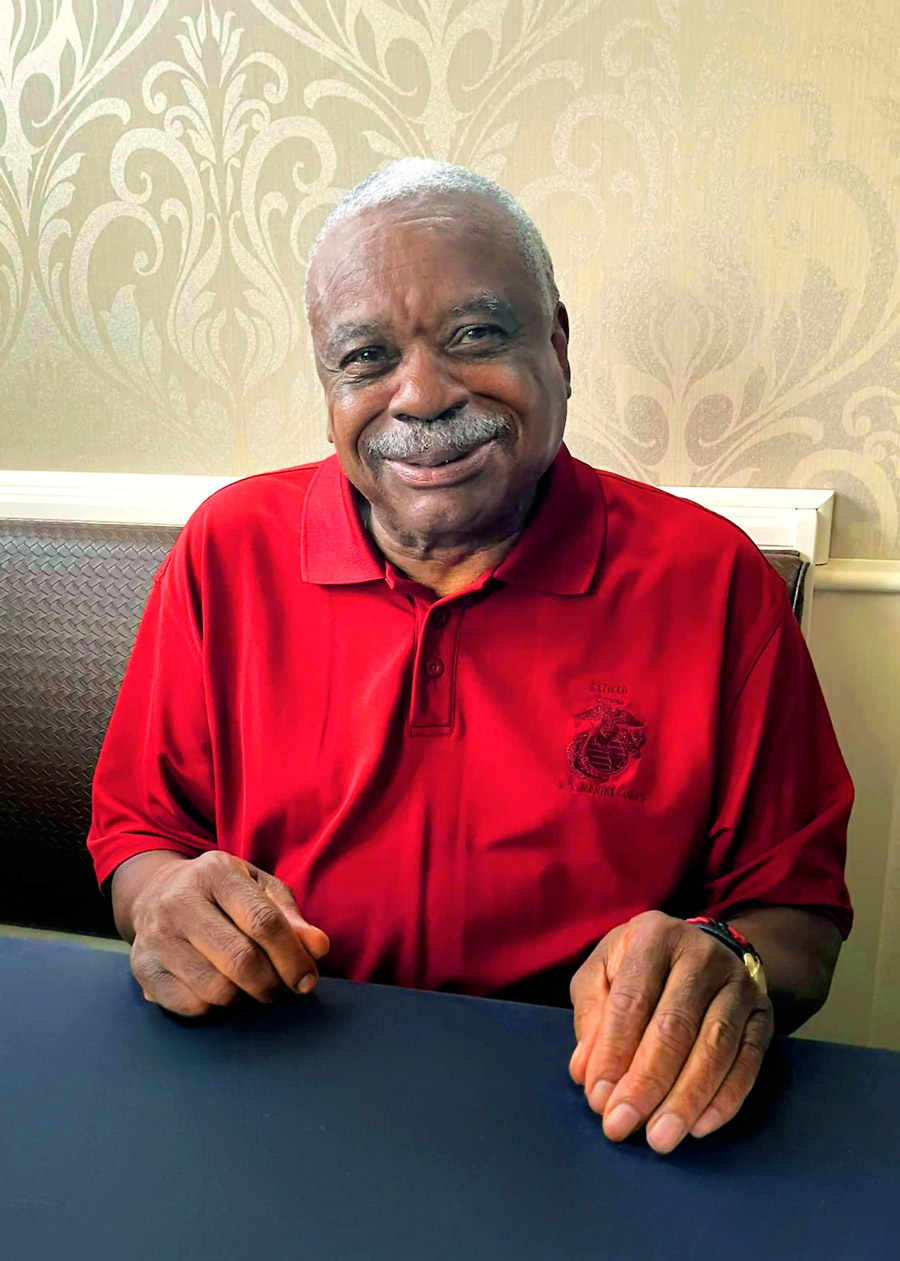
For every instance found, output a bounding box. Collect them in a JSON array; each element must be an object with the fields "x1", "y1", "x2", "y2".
[{"x1": 88, "y1": 159, "x2": 852, "y2": 1156}]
